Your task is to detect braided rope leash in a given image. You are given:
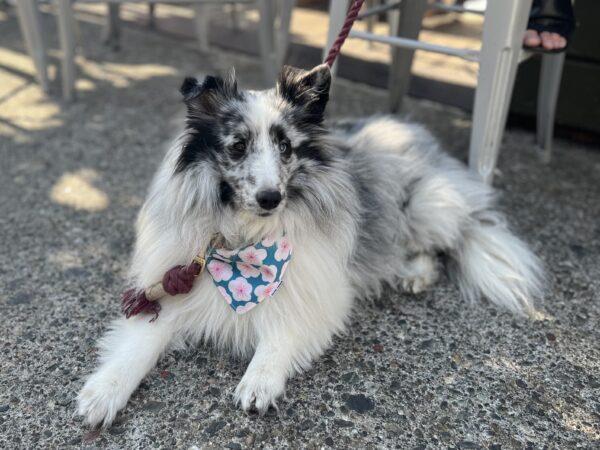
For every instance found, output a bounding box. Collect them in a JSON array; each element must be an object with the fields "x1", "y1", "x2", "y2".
[
  {"x1": 323, "y1": 0, "x2": 366, "y2": 67},
  {"x1": 122, "y1": 2, "x2": 366, "y2": 320}
]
